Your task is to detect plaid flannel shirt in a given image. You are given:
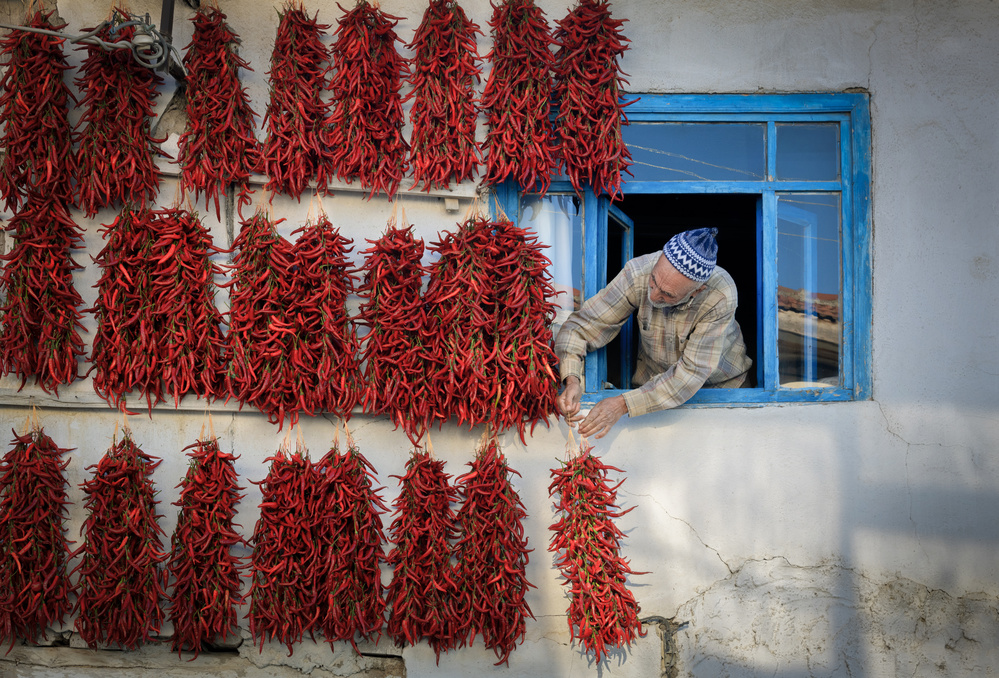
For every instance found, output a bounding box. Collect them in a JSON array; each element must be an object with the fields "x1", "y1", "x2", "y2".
[{"x1": 555, "y1": 253, "x2": 752, "y2": 417}]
